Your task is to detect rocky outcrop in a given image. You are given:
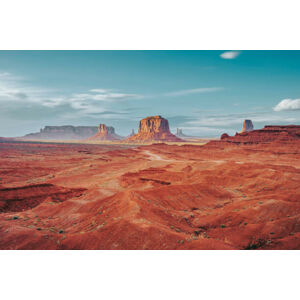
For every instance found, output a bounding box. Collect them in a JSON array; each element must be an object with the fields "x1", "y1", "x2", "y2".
[
  {"x1": 99, "y1": 124, "x2": 115, "y2": 136},
  {"x1": 175, "y1": 128, "x2": 202, "y2": 139},
  {"x1": 89, "y1": 124, "x2": 123, "y2": 141},
  {"x1": 0, "y1": 183, "x2": 85, "y2": 213},
  {"x1": 241, "y1": 119, "x2": 254, "y2": 133},
  {"x1": 127, "y1": 116, "x2": 182, "y2": 142},
  {"x1": 128, "y1": 129, "x2": 135, "y2": 137},
  {"x1": 23, "y1": 126, "x2": 98, "y2": 140},
  {"x1": 217, "y1": 125, "x2": 300, "y2": 145},
  {"x1": 176, "y1": 128, "x2": 183, "y2": 136},
  {"x1": 175, "y1": 128, "x2": 190, "y2": 138},
  {"x1": 220, "y1": 133, "x2": 229, "y2": 140}
]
